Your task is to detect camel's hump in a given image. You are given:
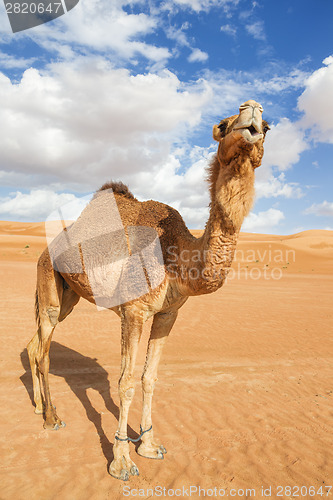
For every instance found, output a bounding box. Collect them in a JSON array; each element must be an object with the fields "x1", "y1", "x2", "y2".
[{"x1": 95, "y1": 181, "x2": 136, "y2": 200}]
